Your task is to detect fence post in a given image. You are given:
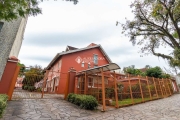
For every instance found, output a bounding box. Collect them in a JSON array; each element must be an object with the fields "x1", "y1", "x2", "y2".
[
  {"x1": 158, "y1": 78, "x2": 164, "y2": 98},
  {"x1": 138, "y1": 75, "x2": 144, "y2": 102},
  {"x1": 113, "y1": 71, "x2": 119, "y2": 108},
  {"x1": 168, "y1": 79, "x2": 173, "y2": 95},
  {"x1": 162, "y1": 78, "x2": 168, "y2": 97},
  {"x1": 41, "y1": 70, "x2": 49, "y2": 98},
  {"x1": 128, "y1": 74, "x2": 134, "y2": 104},
  {"x1": 97, "y1": 73, "x2": 99, "y2": 102},
  {"x1": 166, "y1": 78, "x2": 171, "y2": 95},
  {"x1": 100, "y1": 68, "x2": 106, "y2": 111},
  {"x1": 146, "y1": 76, "x2": 152, "y2": 100},
  {"x1": 152, "y1": 77, "x2": 158, "y2": 98},
  {"x1": 84, "y1": 72, "x2": 87, "y2": 95}
]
